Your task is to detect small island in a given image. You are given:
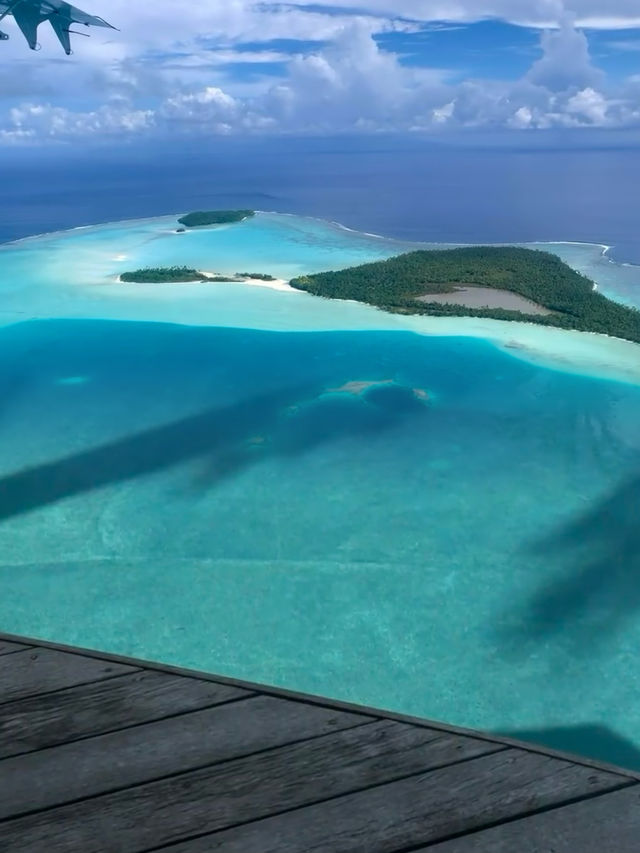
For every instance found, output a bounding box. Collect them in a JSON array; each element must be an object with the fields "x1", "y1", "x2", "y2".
[
  {"x1": 119, "y1": 266, "x2": 236, "y2": 283},
  {"x1": 236, "y1": 272, "x2": 277, "y2": 281},
  {"x1": 290, "y1": 246, "x2": 640, "y2": 344},
  {"x1": 118, "y1": 266, "x2": 281, "y2": 285},
  {"x1": 177, "y1": 210, "x2": 255, "y2": 228}
]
